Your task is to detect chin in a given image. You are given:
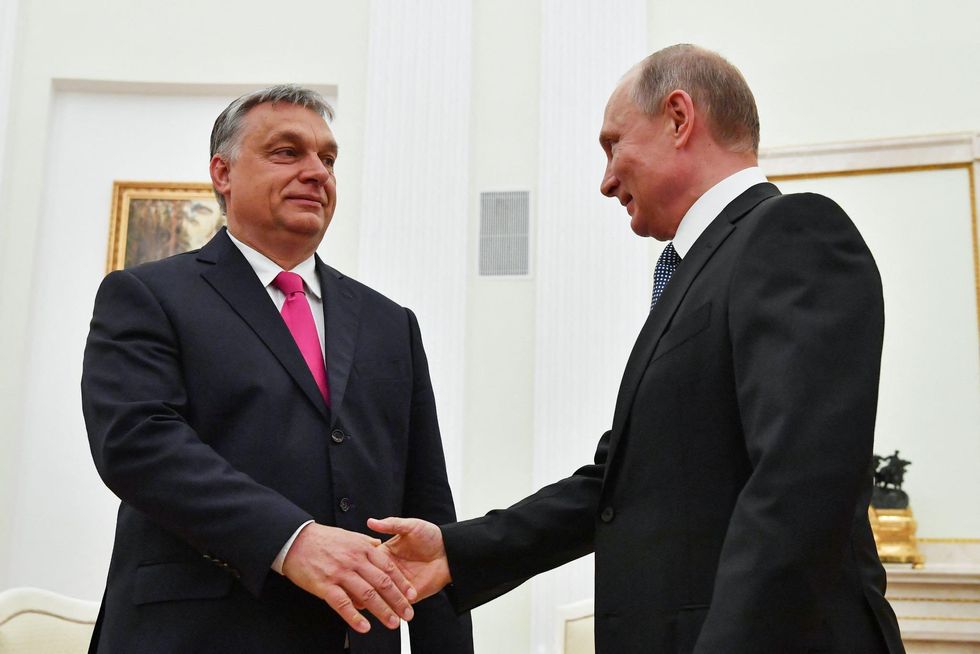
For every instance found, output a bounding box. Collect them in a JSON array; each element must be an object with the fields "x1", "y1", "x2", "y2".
[
  {"x1": 282, "y1": 213, "x2": 327, "y2": 234},
  {"x1": 629, "y1": 216, "x2": 653, "y2": 238}
]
